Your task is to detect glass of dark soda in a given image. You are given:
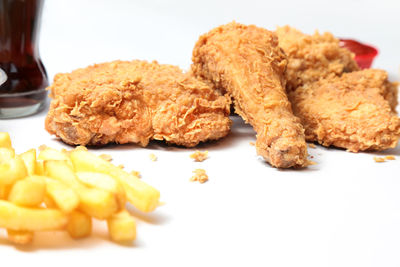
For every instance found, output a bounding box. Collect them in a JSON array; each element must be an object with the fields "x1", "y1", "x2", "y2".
[{"x1": 0, "y1": 0, "x2": 48, "y2": 118}]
